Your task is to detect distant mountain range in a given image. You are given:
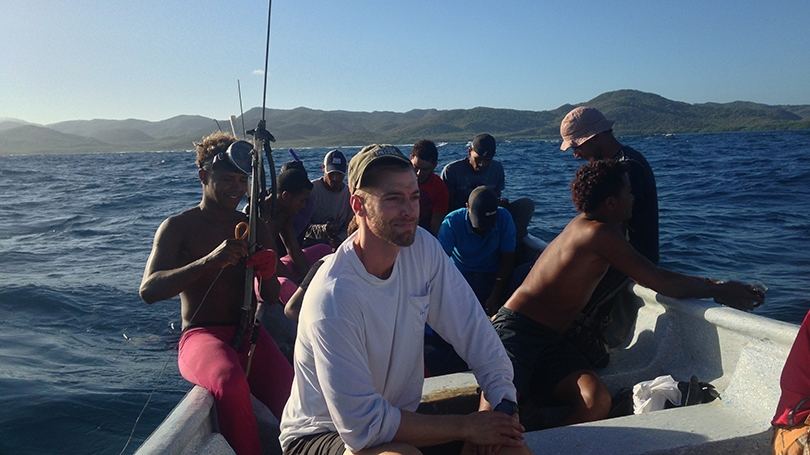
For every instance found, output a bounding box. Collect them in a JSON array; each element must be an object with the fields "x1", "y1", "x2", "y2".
[{"x1": 2, "y1": 89, "x2": 809, "y2": 155}]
